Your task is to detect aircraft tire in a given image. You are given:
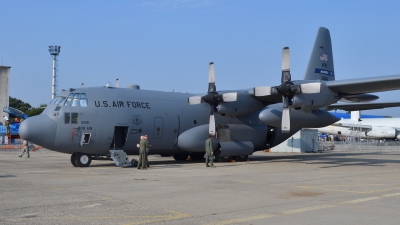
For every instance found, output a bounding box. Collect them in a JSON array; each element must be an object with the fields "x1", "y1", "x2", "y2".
[
  {"x1": 74, "y1": 153, "x2": 92, "y2": 167},
  {"x1": 131, "y1": 159, "x2": 138, "y2": 167},
  {"x1": 70, "y1": 153, "x2": 78, "y2": 167},
  {"x1": 235, "y1": 155, "x2": 248, "y2": 162},
  {"x1": 219, "y1": 156, "x2": 232, "y2": 162},
  {"x1": 173, "y1": 153, "x2": 189, "y2": 161},
  {"x1": 190, "y1": 152, "x2": 204, "y2": 161}
]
